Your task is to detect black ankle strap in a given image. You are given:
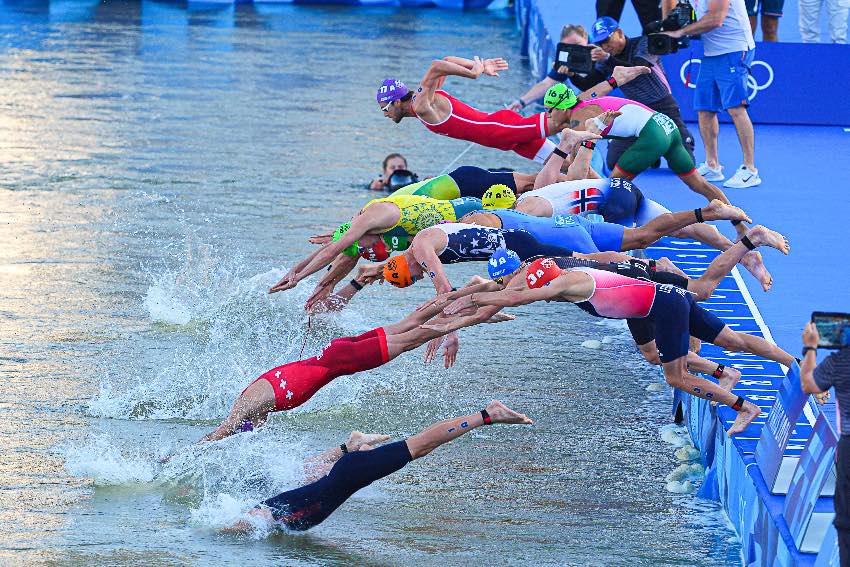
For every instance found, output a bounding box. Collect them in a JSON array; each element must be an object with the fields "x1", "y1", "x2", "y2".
[
  {"x1": 712, "y1": 364, "x2": 725, "y2": 379},
  {"x1": 480, "y1": 409, "x2": 492, "y2": 425},
  {"x1": 694, "y1": 208, "x2": 704, "y2": 223},
  {"x1": 741, "y1": 235, "x2": 756, "y2": 250},
  {"x1": 731, "y1": 396, "x2": 746, "y2": 411}
]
